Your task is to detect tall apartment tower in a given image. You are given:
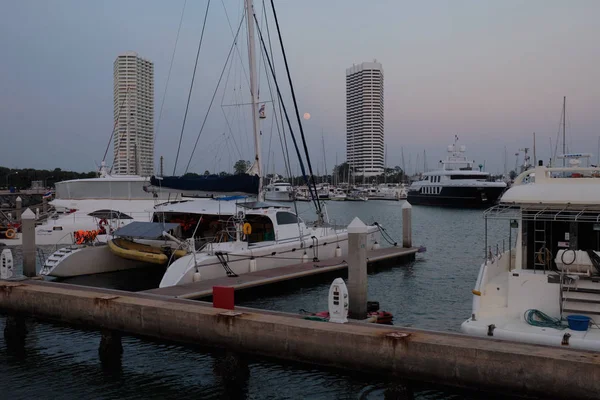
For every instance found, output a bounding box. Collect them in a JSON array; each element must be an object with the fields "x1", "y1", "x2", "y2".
[
  {"x1": 113, "y1": 51, "x2": 154, "y2": 176},
  {"x1": 346, "y1": 61, "x2": 384, "y2": 177}
]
